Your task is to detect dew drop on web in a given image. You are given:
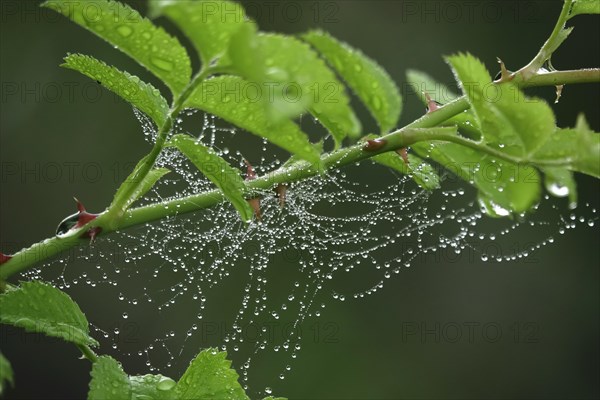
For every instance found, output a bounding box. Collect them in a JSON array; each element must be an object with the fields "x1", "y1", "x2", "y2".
[{"x1": 24, "y1": 108, "x2": 598, "y2": 397}]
